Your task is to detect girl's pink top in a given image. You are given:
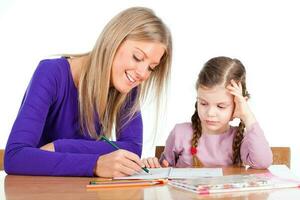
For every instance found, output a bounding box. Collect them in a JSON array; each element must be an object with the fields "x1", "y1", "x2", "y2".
[{"x1": 161, "y1": 122, "x2": 273, "y2": 169}]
